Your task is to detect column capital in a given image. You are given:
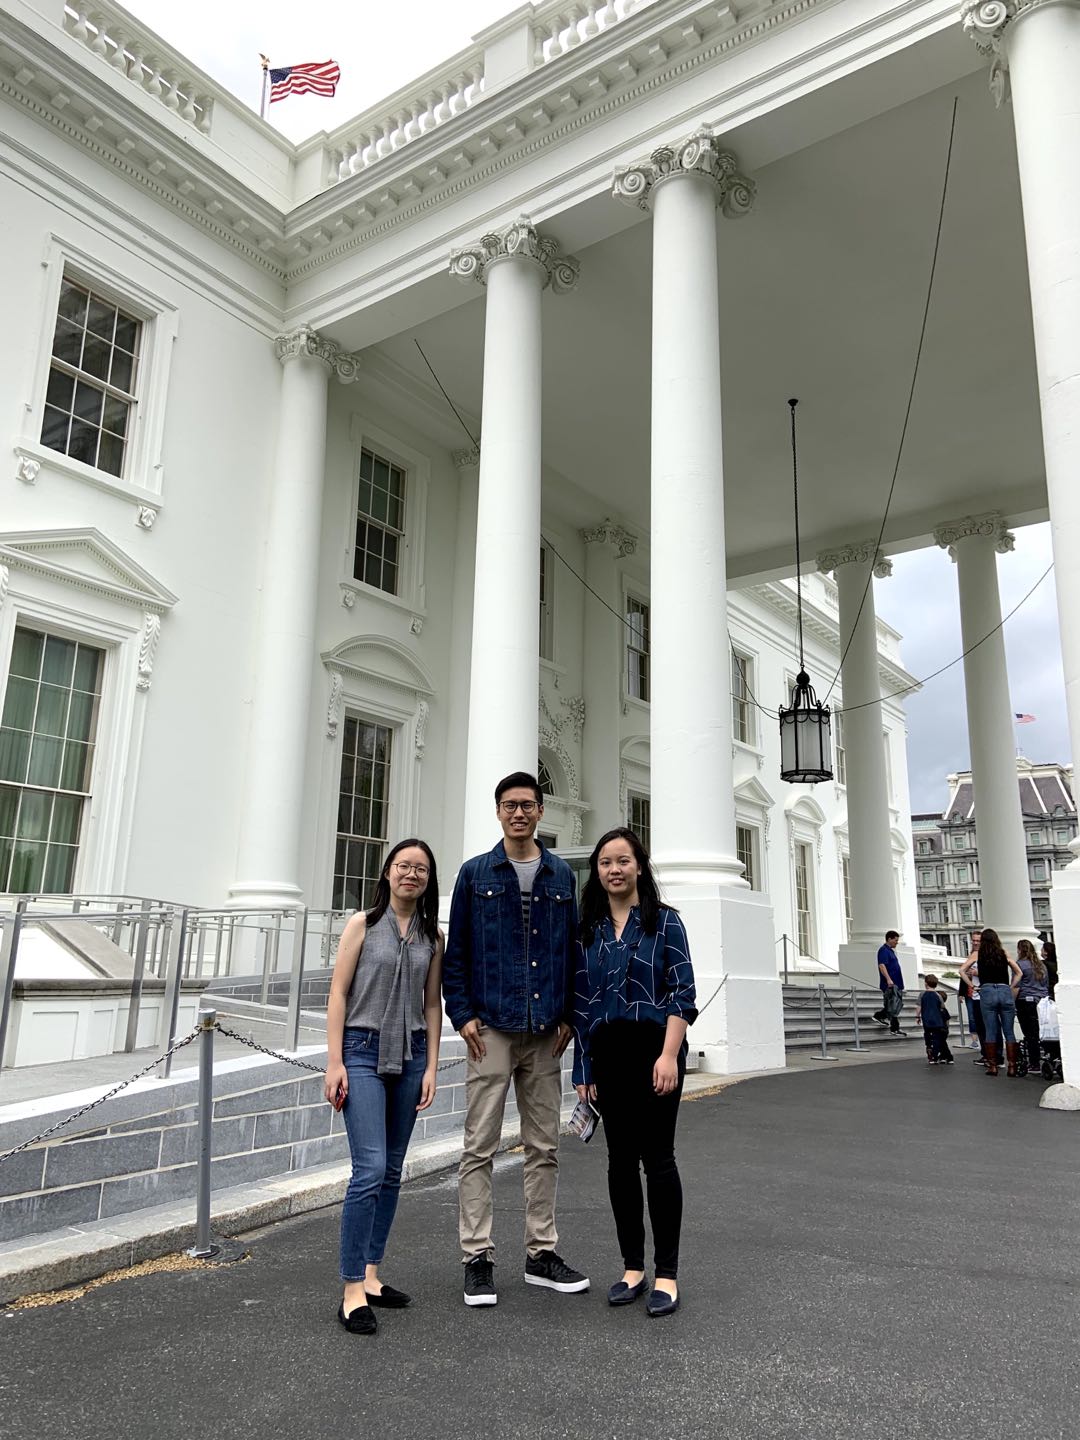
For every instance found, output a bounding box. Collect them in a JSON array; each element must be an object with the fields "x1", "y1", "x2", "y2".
[
  {"x1": 448, "y1": 216, "x2": 580, "y2": 293},
  {"x1": 933, "y1": 512, "x2": 1016, "y2": 561},
  {"x1": 582, "y1": 518, "x2": 637, "y2": 557},
  {"x1": 959, "y1": 0, "x2": 1079, "y2": 105},
  {"x1": 816, "y1": 542, "x2": 892, "y2": 578},
  {"x1": 612, "y1": 128, "x2": 755, "y2": 218},
  {"x1": 274, "y1": 325, "x2": 361, "y2": 383},
  {"x1": 452, "y1": 444, "x2": 481, "y2": 469}
]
